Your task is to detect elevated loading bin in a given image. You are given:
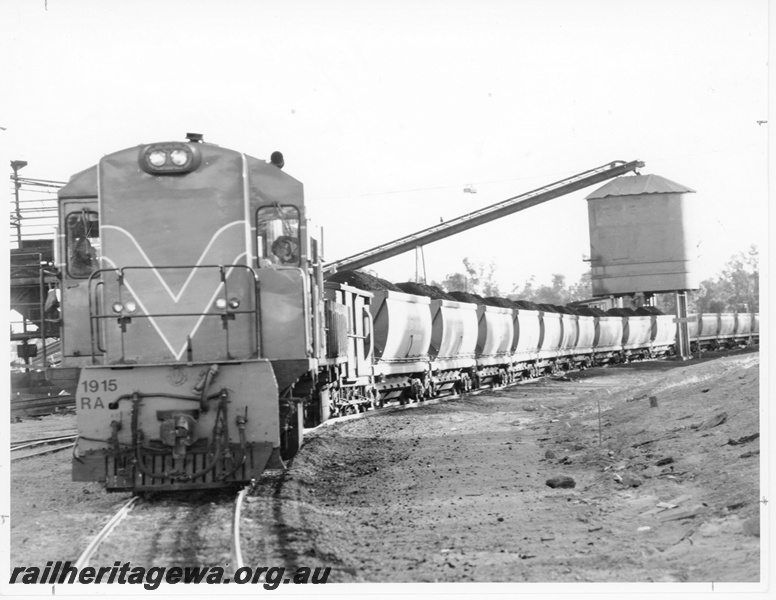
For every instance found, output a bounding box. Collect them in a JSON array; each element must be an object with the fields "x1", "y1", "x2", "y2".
[{"x1": 586, "y1": 174, "x2": 700, "y2": 296}]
